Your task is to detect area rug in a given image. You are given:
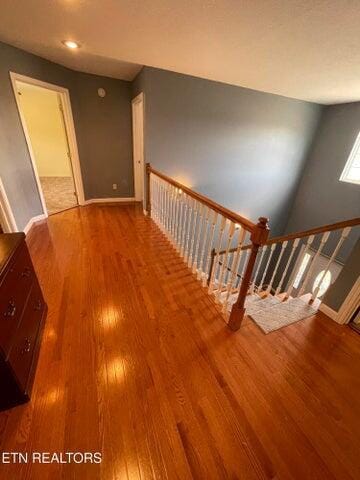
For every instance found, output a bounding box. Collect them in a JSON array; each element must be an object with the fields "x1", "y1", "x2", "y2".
[
  {"x1": 249, "y1": 297, "x2": 317, "y2": 334},
  {"x1": 245, "y1": 294, "x2": 281, "y2": 316}
]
